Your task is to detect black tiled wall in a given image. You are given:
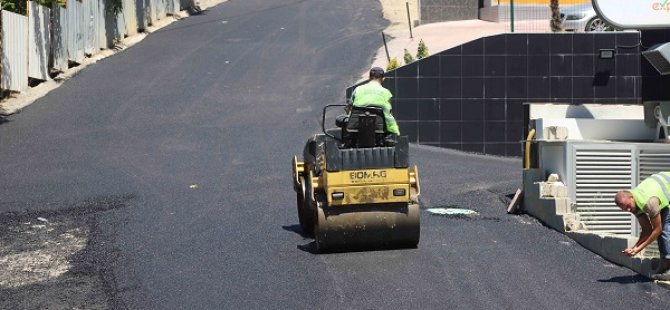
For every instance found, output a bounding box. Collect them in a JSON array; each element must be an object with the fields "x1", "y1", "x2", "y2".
[{"x1": 346, "y1": 31, "x2": 670, "y2": 157}]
